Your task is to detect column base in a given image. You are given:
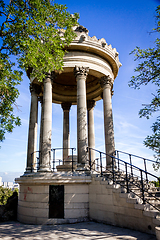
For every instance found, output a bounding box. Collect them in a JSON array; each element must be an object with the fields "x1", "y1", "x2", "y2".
[
  {"x1": 24, "y1": 167, "x2": 32, "y2": 174},
  {"x1": 56, "y1": 164, "x2": 77, "y2": 172},
  {"x1": 76, "y1": 164, "x2": 90, "y2": 174},
  {"x1": 38, "y1": 165, "x2": 51, "y2": 172}
]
